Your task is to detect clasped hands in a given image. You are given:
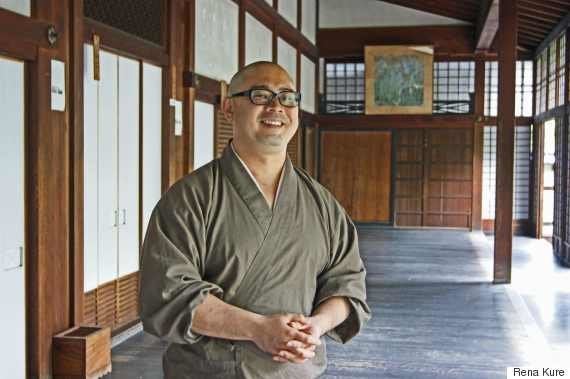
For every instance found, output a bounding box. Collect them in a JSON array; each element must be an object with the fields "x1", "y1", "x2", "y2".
[{"x1": 252, "y1": 313, "x2": 323, "y2": 364}]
